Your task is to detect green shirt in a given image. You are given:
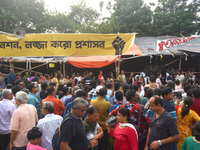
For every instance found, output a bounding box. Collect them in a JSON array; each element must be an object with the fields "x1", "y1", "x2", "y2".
[{"x1": 181, "y1": 136, "x2": 200, "y2": 150}]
